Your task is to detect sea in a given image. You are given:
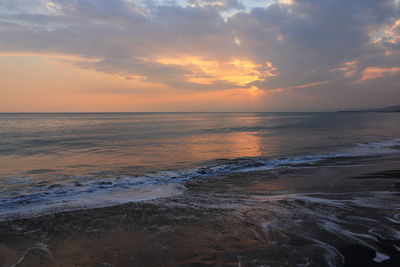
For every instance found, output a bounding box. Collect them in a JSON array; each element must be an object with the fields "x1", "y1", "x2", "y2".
[{"x1": 1, "y1": 112, "x2": 400, "y2": 220}]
